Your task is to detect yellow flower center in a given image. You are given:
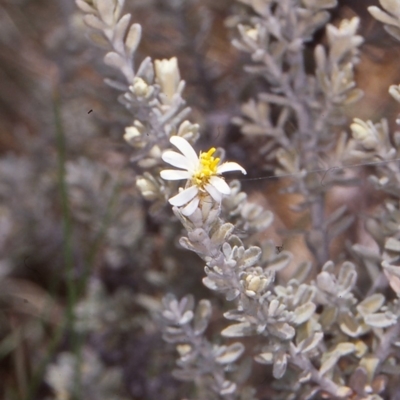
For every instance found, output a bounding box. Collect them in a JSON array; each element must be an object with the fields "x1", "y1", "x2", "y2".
[{"x1": 193, "y1": 147, "x2": 220, "y2": 187}]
